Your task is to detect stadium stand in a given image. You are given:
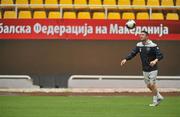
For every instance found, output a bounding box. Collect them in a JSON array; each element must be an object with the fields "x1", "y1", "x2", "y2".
[
  {"x1": 136, "y1": 12, "x2": 149, "y2": 19},
  {"x1": 132, "y1": 0, "x2": 146, "y2": 10},
  {"x1": 0, "y1": 12, "x2": 2, "y2": 19},
  {"x1": 30, "y1": 0, "x2": 44, "y2": 9},
  {"x1": 161, "y1": 0, "x2": 174, "y2": 6},
  {"x1": 108, "y1": 12, "x2": 121, "y2": 19},
  {"x1": 15, "y1": 0, "x2": 29, "y2": 8},
  {"x1": 176, "y1": 0, "x2": 180, "y2": 5},
  {"x1": 103, "y1": 0, "x2": 116, "y2": 5},
  {"x1": 147, "y1": 0, "x2": 160, "y2": 6},
  {"x1": 77, "y1": 12, "x2": 91, "y2": 19},
  {"x1": 122, "y1": 12, "x2": 135, "y2": 19},
  {"x1": 1, "y1": 0, "x2": 14, "y2": 5},
  {"x1": 118, "y1": 0, "x2": 131, "y2": 5},
  {"x1": 166, "y1": 13, "x2": 179, "y2": 20},
  {"x1": 60, "y1": 0, "x2": 73, "y2": 9},
  {"x1": 103, "y1": 0, "x2": 117, "y2": 9},
  {"x1": 4, "y1": 11, "x2": 16, "y2": 19},
  {"x1": 74, "y1": 0, "x2": 88, "y2": 9},
  {"x1": 89, "y1": 0, "x2": 102, "y2": 9},
  {"x1": 133, "y1": 0, "x2": 145, "y2": 5},
  {"x1": 48, "y1": 11, "x2": 61, "y2": 19},
  {"x1": 33, "y1": 11, "x2": 46, "y2": 19},
  {"x1": 0, "y1": 0, "x2": 179, "y2": 20},
  {"x1": 118, "y1": 0, "x2": 131, "y2": 9},
  {"x1": 93, "y1": 12, "x2": 105, "y2": 19},
  {"x1": 45, "y1": 0, "x2": 59, "y2": 9},
  {"x1": 1, "y1": 0, "x2": 14, "y2": 8},
  {"x1": 63, "y1": 11, "x2": 76, "y2": 19},
  {"x1": 133, "y1": 0, "x2": 145, "y2": 6},
  {"x1": 18, "y1": 10, "x2": 32, "y2": 19},
  {"x1": 151, "y1": 12, "x2": 164, "y2": 20}
]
